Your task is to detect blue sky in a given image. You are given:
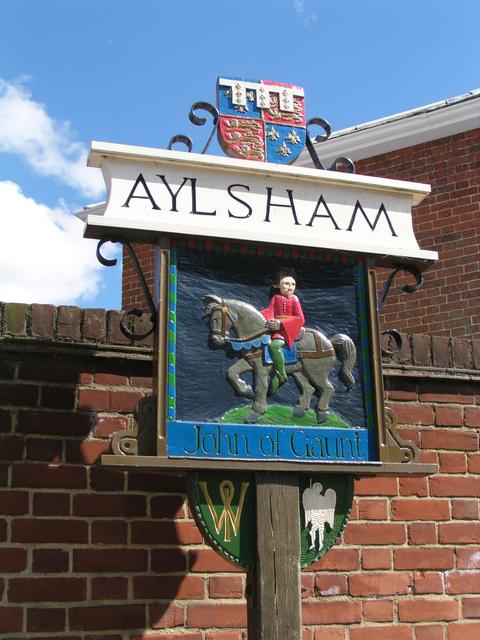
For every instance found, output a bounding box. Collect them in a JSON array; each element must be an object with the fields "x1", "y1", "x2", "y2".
[{"x1": 0, "y1": 0, "x2": 479, "y2": 310}]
